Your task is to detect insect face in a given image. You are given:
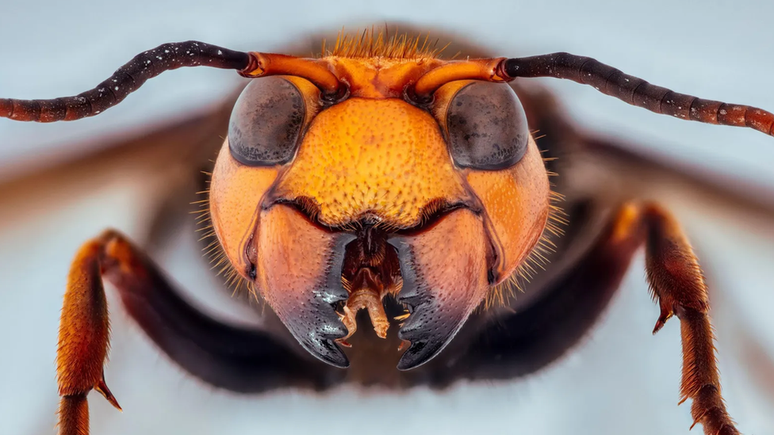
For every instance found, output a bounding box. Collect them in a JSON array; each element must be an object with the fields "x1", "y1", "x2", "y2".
[{"x1": 209, "y1": 50, "x2": 550, "y2": 369}]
